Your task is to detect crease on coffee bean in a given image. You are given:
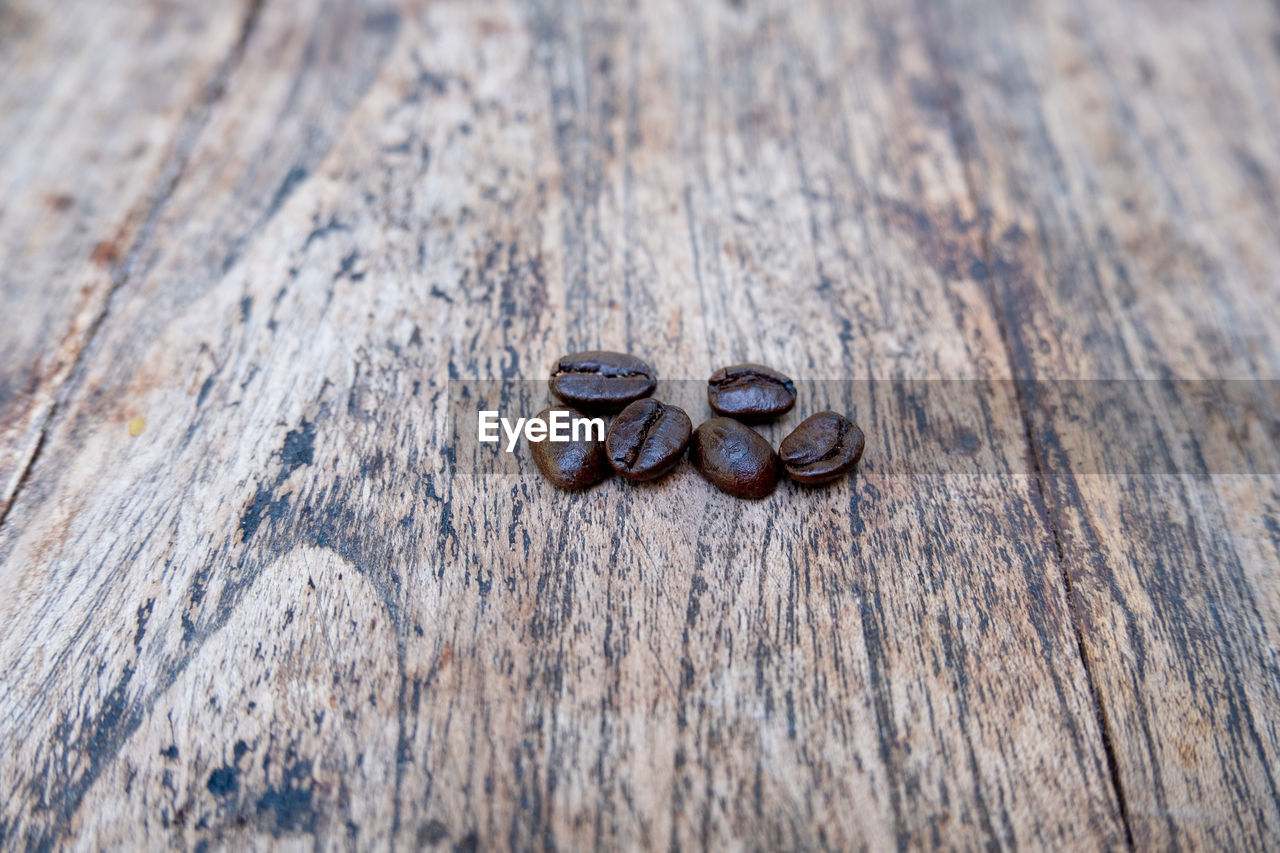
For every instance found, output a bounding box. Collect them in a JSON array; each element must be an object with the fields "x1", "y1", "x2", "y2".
[
  {"x1": 554, "y1": 364, "x2": 650, "y2": 379},
  {"x1": 710, "y1": 368, "x2": 795, "y2": 394},
  {"x1": 616, "y1": 402, "x2": 666, "y2": 468},
  {"x1": 788, "y1": 420, "x2": 849, "y2": 469}
]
